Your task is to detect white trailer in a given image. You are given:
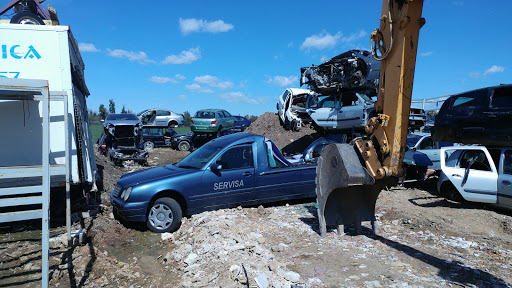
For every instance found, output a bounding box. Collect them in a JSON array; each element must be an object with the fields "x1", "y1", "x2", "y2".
[{"x1": 0, "y1": 24, "x2": 97, "y2": 191}]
